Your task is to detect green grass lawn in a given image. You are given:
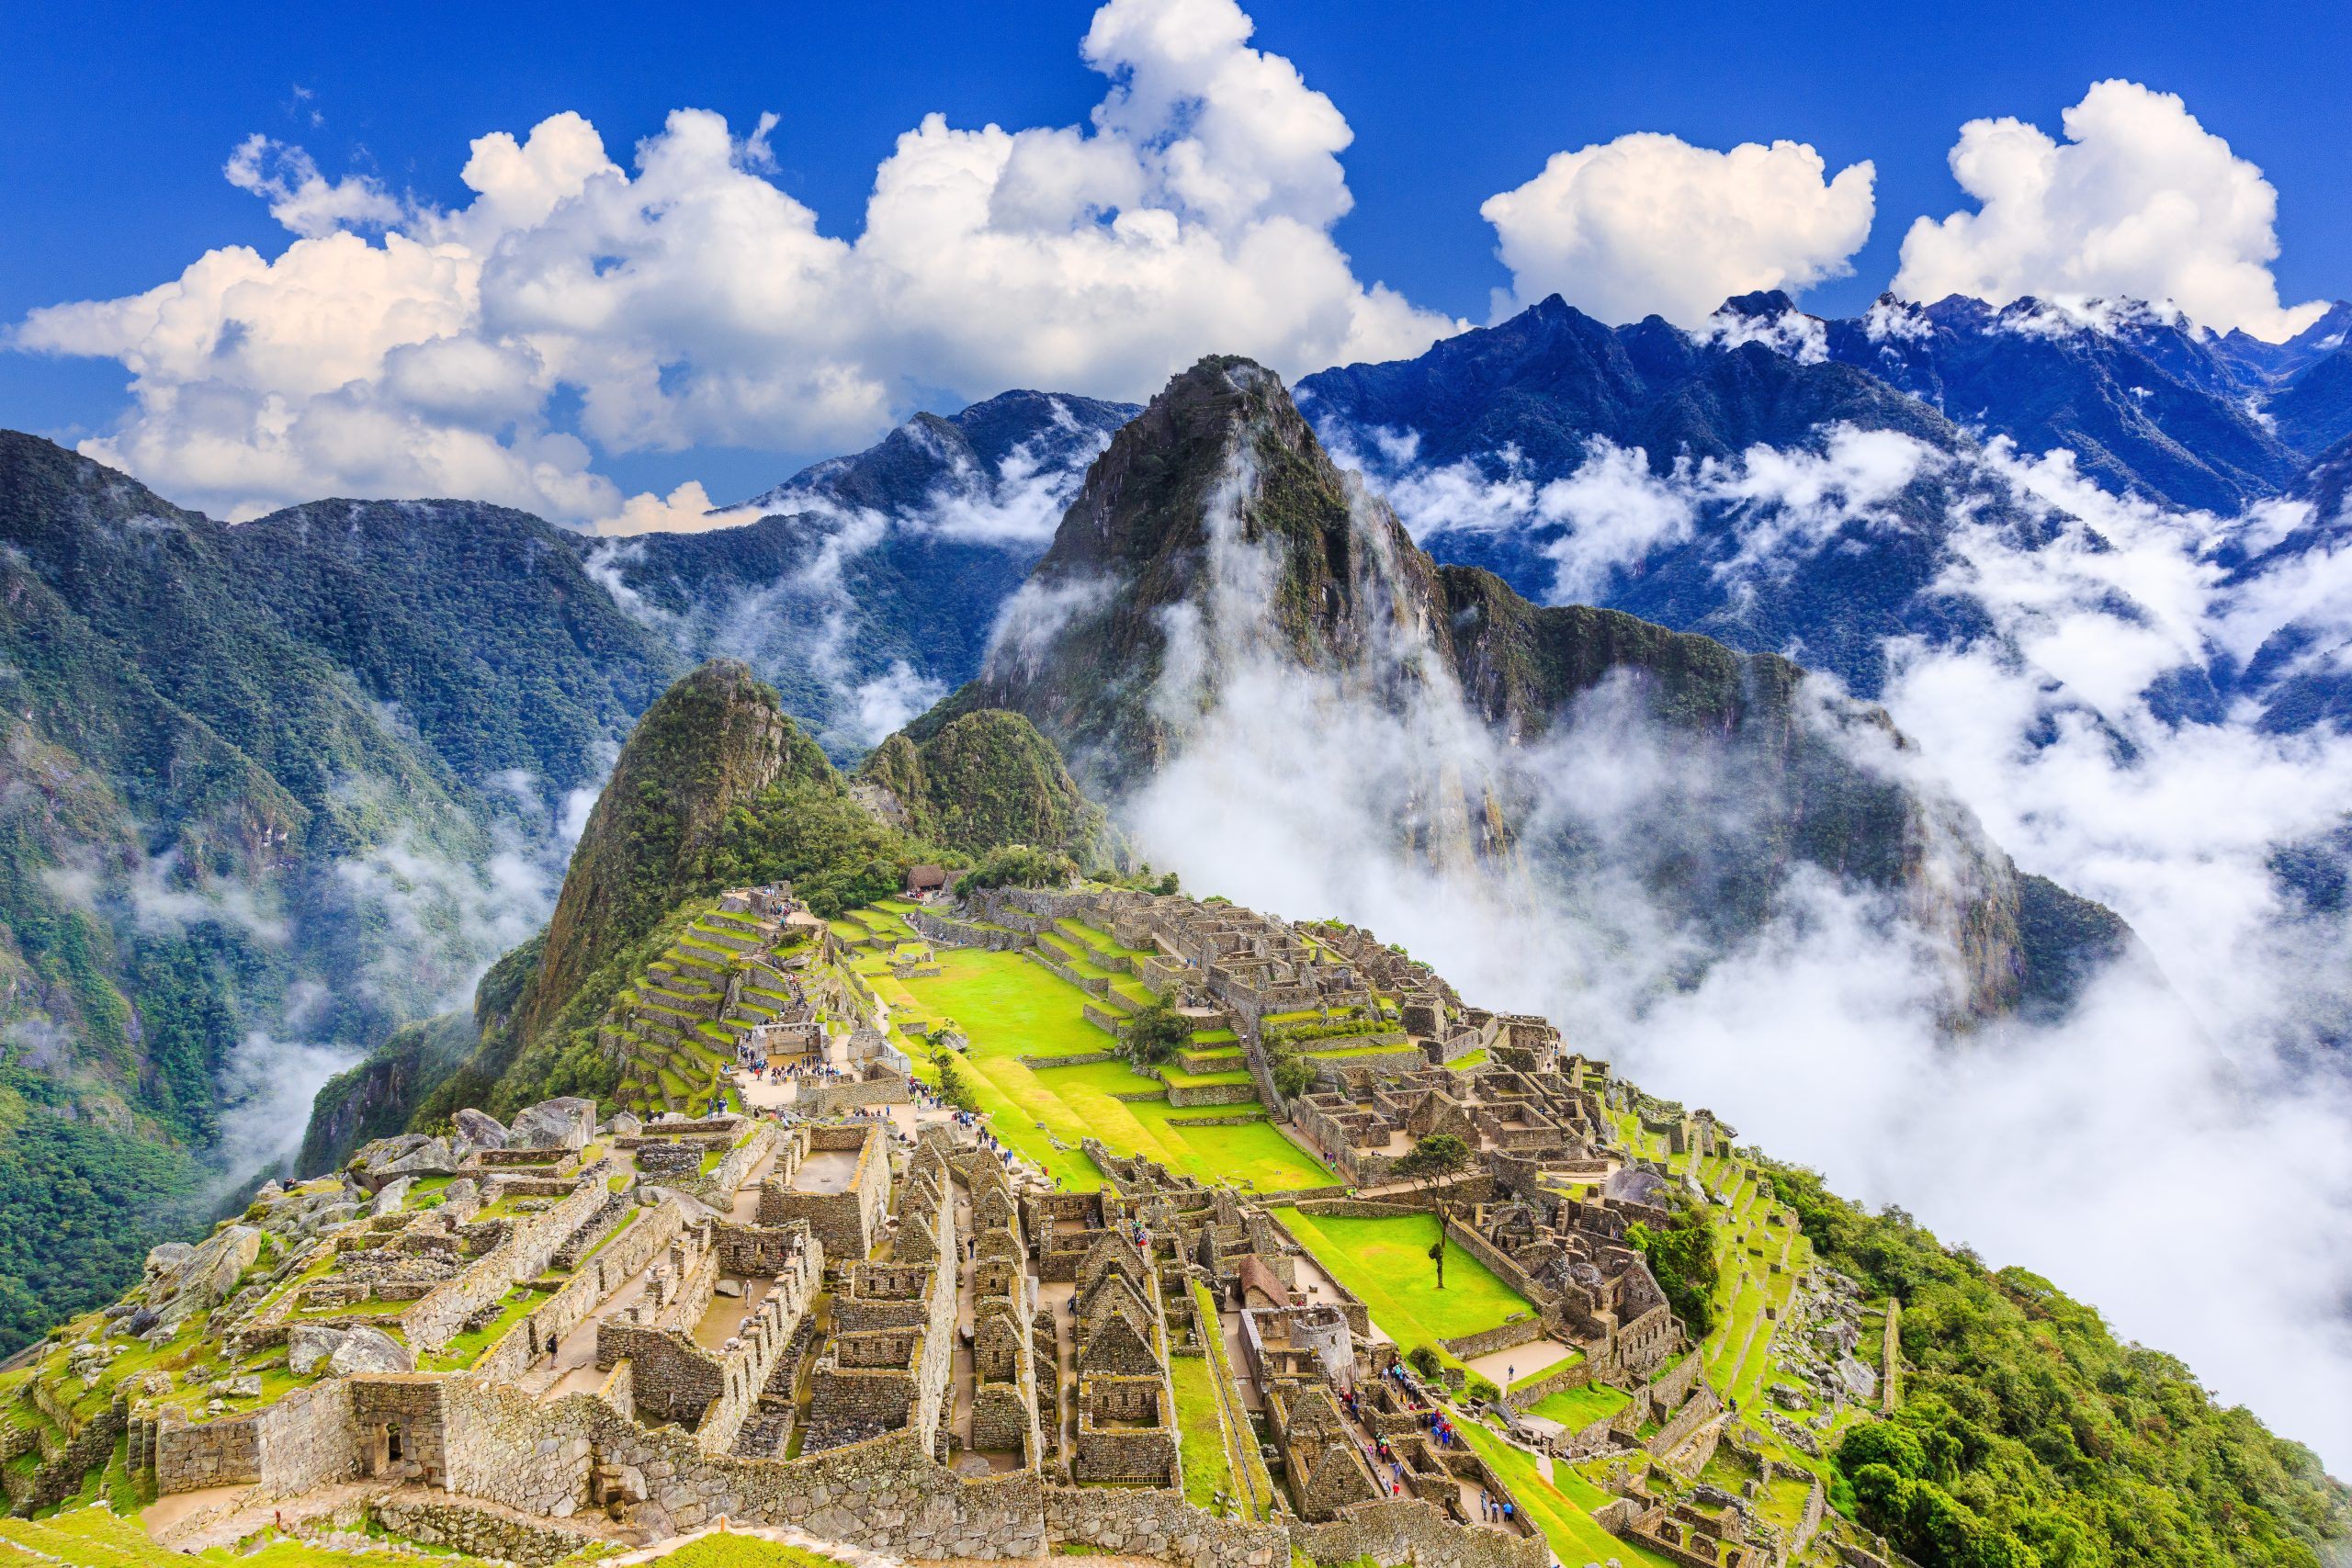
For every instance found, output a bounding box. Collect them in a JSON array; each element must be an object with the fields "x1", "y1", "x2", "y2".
[
  {"x1": 1157, "y1": 1065, "x2": 1254, "y2": 1088},
  {"x1": 1271, "y1": 1207, "x2": 1529, "y2": 1348},
  {"x1": 0, "y1": 1507, "x2": 512, "y2": 1568},
  {"x1": 1526, "y1": 1382, "x2": 1631, "y2": 1429},
  {"x1": 1456, "y1": 1422, "x2": 1675, "y2": 1568},
  {"x1": 895, "y1": 942, "x2": 1331, "y2": 1194},
  {"x1": 1170, "y1": 1355, "x2": 1237, "y2": 1509}
]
